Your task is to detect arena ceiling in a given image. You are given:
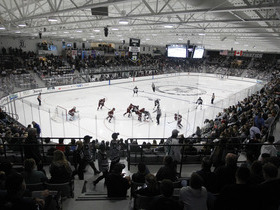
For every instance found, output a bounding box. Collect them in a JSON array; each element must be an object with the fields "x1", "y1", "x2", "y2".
[{"x1": 0, "y1": 0, "x2": 280, "y2": 53}]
